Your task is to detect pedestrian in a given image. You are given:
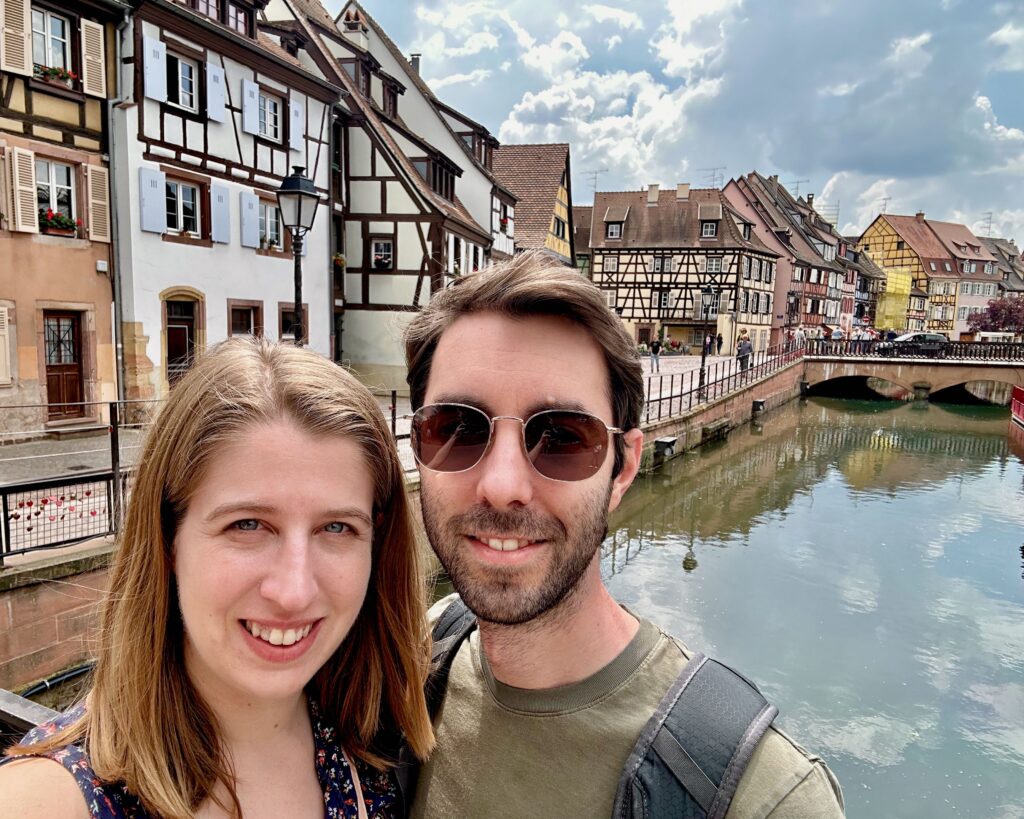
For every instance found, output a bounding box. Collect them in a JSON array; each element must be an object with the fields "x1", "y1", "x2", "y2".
[
  {"x1": 705, "y1": 333, "x2": 713, "y2": 356},
  {"x1": 716, "y1": 332, "x2": 724, "y2": 355},
  {"x1": 737, "y1": 333, "x2": 753, "y2": 377},
  {"x1": 649, "y1": 336, "x2": 662, "y2": 372},
  {"x1": 795, "y1": 325, "x2": 807, "y2": 350},
  {"x1": 399, "y1": 253, "x2": 844, "y2": 818}
]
